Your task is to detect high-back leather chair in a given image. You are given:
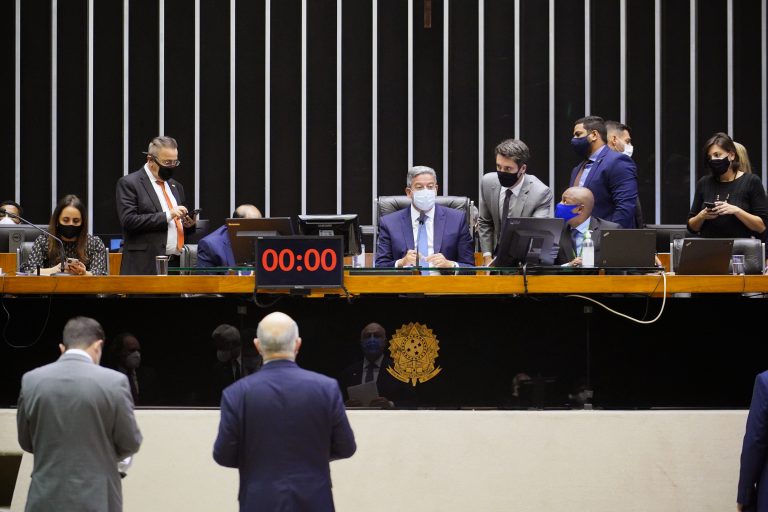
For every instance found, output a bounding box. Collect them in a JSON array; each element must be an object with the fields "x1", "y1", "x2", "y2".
[
  {"x1": 180, "y1": 244, "x2": 199, "y2": 274},
  {"x1": 373, "y1": 195, "x2": 478, "y2": 255},
  {"x1": 671, "y1": 237, "x2": 765, "y2": 274}
]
